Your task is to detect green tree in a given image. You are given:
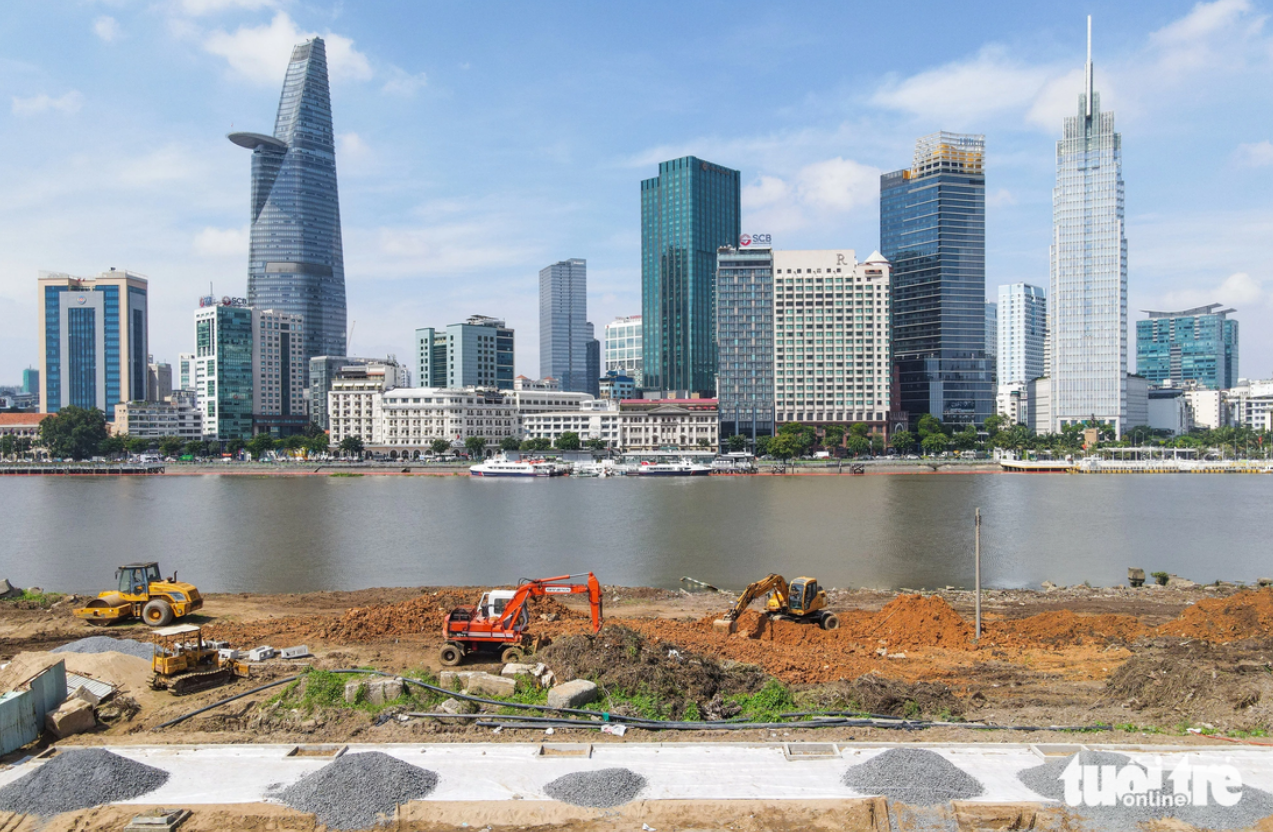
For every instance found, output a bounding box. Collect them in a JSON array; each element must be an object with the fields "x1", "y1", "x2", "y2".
[
  {"x1": 126, "y1": 436, "x2": 150, "y2": 455},
  {"x1": 845, "y1": 435, "x2": 870, "y2": 457},
  {"x1": 246, "y1": 433, "x2": 276, "y2": 460},
  {"x1": 39, "y1": 406, "x2": 109, "y2": 460},
  {"x1": 158, "y1": 436, "x2": 184, "y2": 458},
  {"x1": 226, "y1": 437, "x2": 246, "y2": 456},
  {"x1": 890, "y1": 430, "x2": 916, "y2": 453},
  {"x1": 301, "y1": 421, "x2": 325, "y2": 438},
  {"x1": 555, "y1": 431, "x2": 581, "y2": 451},
  {"x1": 14, "y1": 437, "x2": 32, "y2": 459},
  {"x1": 97, "y1": 434, "x2": 127, "y2": 458},
  {"x1": 983, "y1": 414, "x2": 1005, "y2": 436},
  {"x1": 768, "y1": 432, "x2": 802, "y2": 461},
  {"x1": 340, "y1": 436, "x2": 365, "y2": 456},
  {"x1": 776, "y1": 422, "x2": 815, "y2": 456},
  {"x1": 917, "y1": 414, "x2": 943, "y2": 438},
  {"x1": 870, "y1": 436, "x2": 885, "y2": 456},
  {"x1": 182, "y1": 440, "x2": 206, "y2": 458},
  {"x1": 431, "y1": 438, "x2": 451, "y2": 456},
  {"x1": 307, "y1": 434, "x2": 331, "y2": 457},
  {"x1": 282, "y1": 434, "x2": 308, "y2": 452},
  {"x1": 848, "y1": 422, "x2": 869, "y2": 438},
  {"x1": 952, "y1": 426, "x2": 979, "y2": 451},
  {"x1": 499, "y1": 436, "x2": 521, "y2": 452},
  {"x1": 0, "y1": 435, "x2": 14, "y2": 460},
  {"x1": 464, "y1": 435, "x2": 487, "y2": 458},
  {"x1": 922, "y1": 432, "x2": 950, "y2": 456},
  {"x1": 585, "y1": 437, "x2": 608, "y2": 451},
  {"x1": 822, "y1": 425, "x2": 847, "y2": 450},
  {"x1": 726, "y1": 434, "x2": 749, "y2": 453},
  {"x1": 754, "y1": 435, "x2": 773, "y2": 457}
]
